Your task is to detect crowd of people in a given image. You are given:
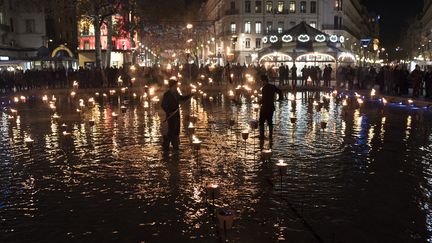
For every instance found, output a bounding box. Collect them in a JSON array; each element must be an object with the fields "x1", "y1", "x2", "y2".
[{"x1": 0, "y1": 62, "x2": 431, "y2": 99}]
